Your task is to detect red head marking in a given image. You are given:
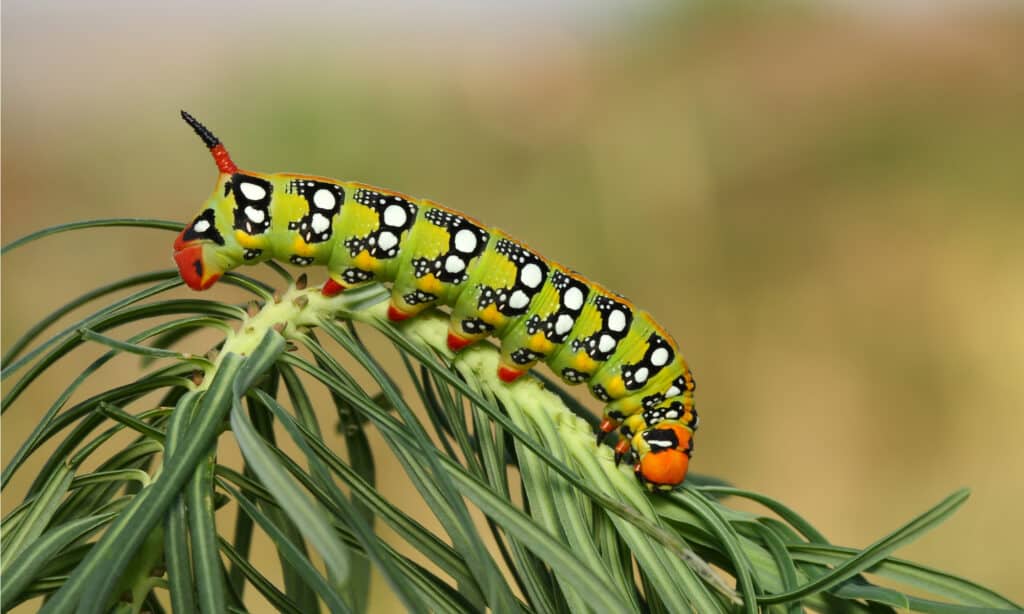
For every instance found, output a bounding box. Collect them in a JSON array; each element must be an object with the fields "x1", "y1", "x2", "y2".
[
  {"x1": 181, "y1": 111, "x2": 237, "y2": 174},
  {"x1": 173, "y1": 243, "x2": 220, "y2": 290}
]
